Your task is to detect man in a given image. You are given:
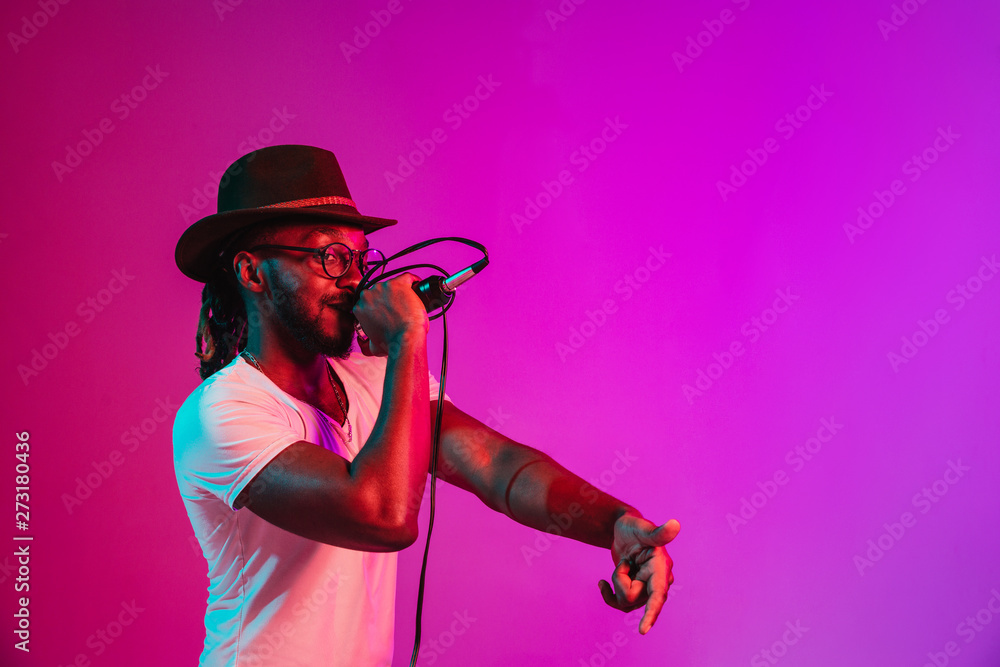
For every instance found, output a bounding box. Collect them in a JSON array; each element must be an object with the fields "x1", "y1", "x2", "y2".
[{"x1": 173, "y1": 144, "x2": 680, "y2": 666}]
